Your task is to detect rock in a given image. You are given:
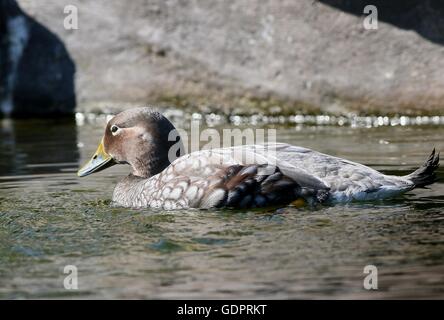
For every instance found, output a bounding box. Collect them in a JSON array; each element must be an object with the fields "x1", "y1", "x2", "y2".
[
  {"x1": 0, "y1": 0, "x2": 75, "y2": 117},
  {"x1": 11, "y1": 0, "x2": 444, "y2": 115}
]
